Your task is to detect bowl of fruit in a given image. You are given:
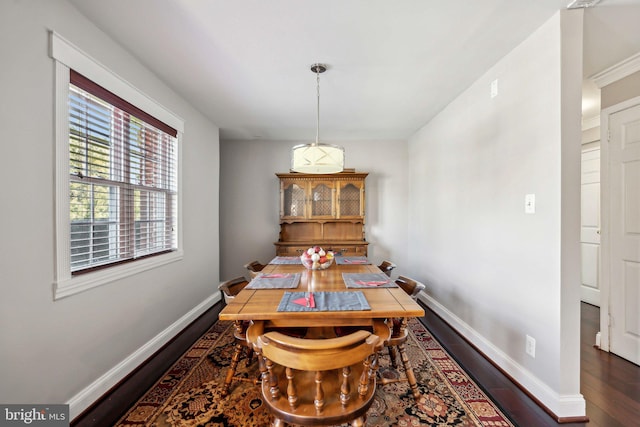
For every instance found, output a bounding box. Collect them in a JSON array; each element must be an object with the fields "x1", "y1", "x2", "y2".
[{"x1": 300, "y1": 246, "x2": 334, "y2": 270}]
